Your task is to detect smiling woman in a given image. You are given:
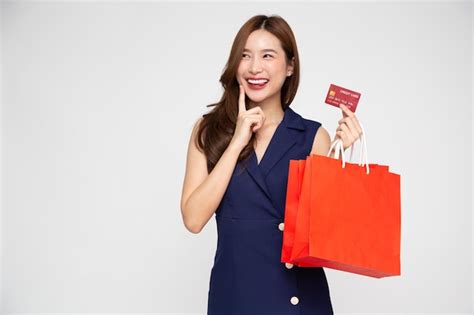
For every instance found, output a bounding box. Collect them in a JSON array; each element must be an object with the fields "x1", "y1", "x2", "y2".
[
  {"x1": 242, "y1": 49, "x2": 276, "y2": 89},
  {"x1": 180, "y1": 14, "x2": 335, "y2": 314},
  {"x1": 237, "y1": 29, "x2": 294, "y2": 109}
]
